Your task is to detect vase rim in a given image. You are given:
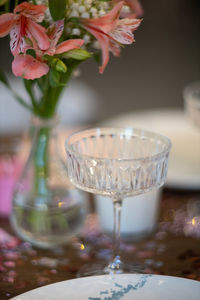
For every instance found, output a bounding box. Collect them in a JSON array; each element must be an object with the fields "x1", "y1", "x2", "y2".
[{"x1": 31, "y1": 115, "x2": 59, "y2": 128}]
